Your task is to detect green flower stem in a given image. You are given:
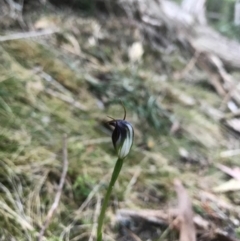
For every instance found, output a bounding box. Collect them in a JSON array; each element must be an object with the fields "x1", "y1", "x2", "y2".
[{"x1": 97, "y1": 157, "x2": 124, "y2": 241}]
